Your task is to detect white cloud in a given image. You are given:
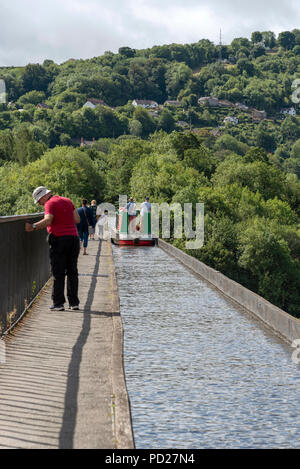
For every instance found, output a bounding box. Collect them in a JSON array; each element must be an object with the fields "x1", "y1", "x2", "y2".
[{"x1": 0, "y1": 0, "x2": 300, "y2": 66}]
